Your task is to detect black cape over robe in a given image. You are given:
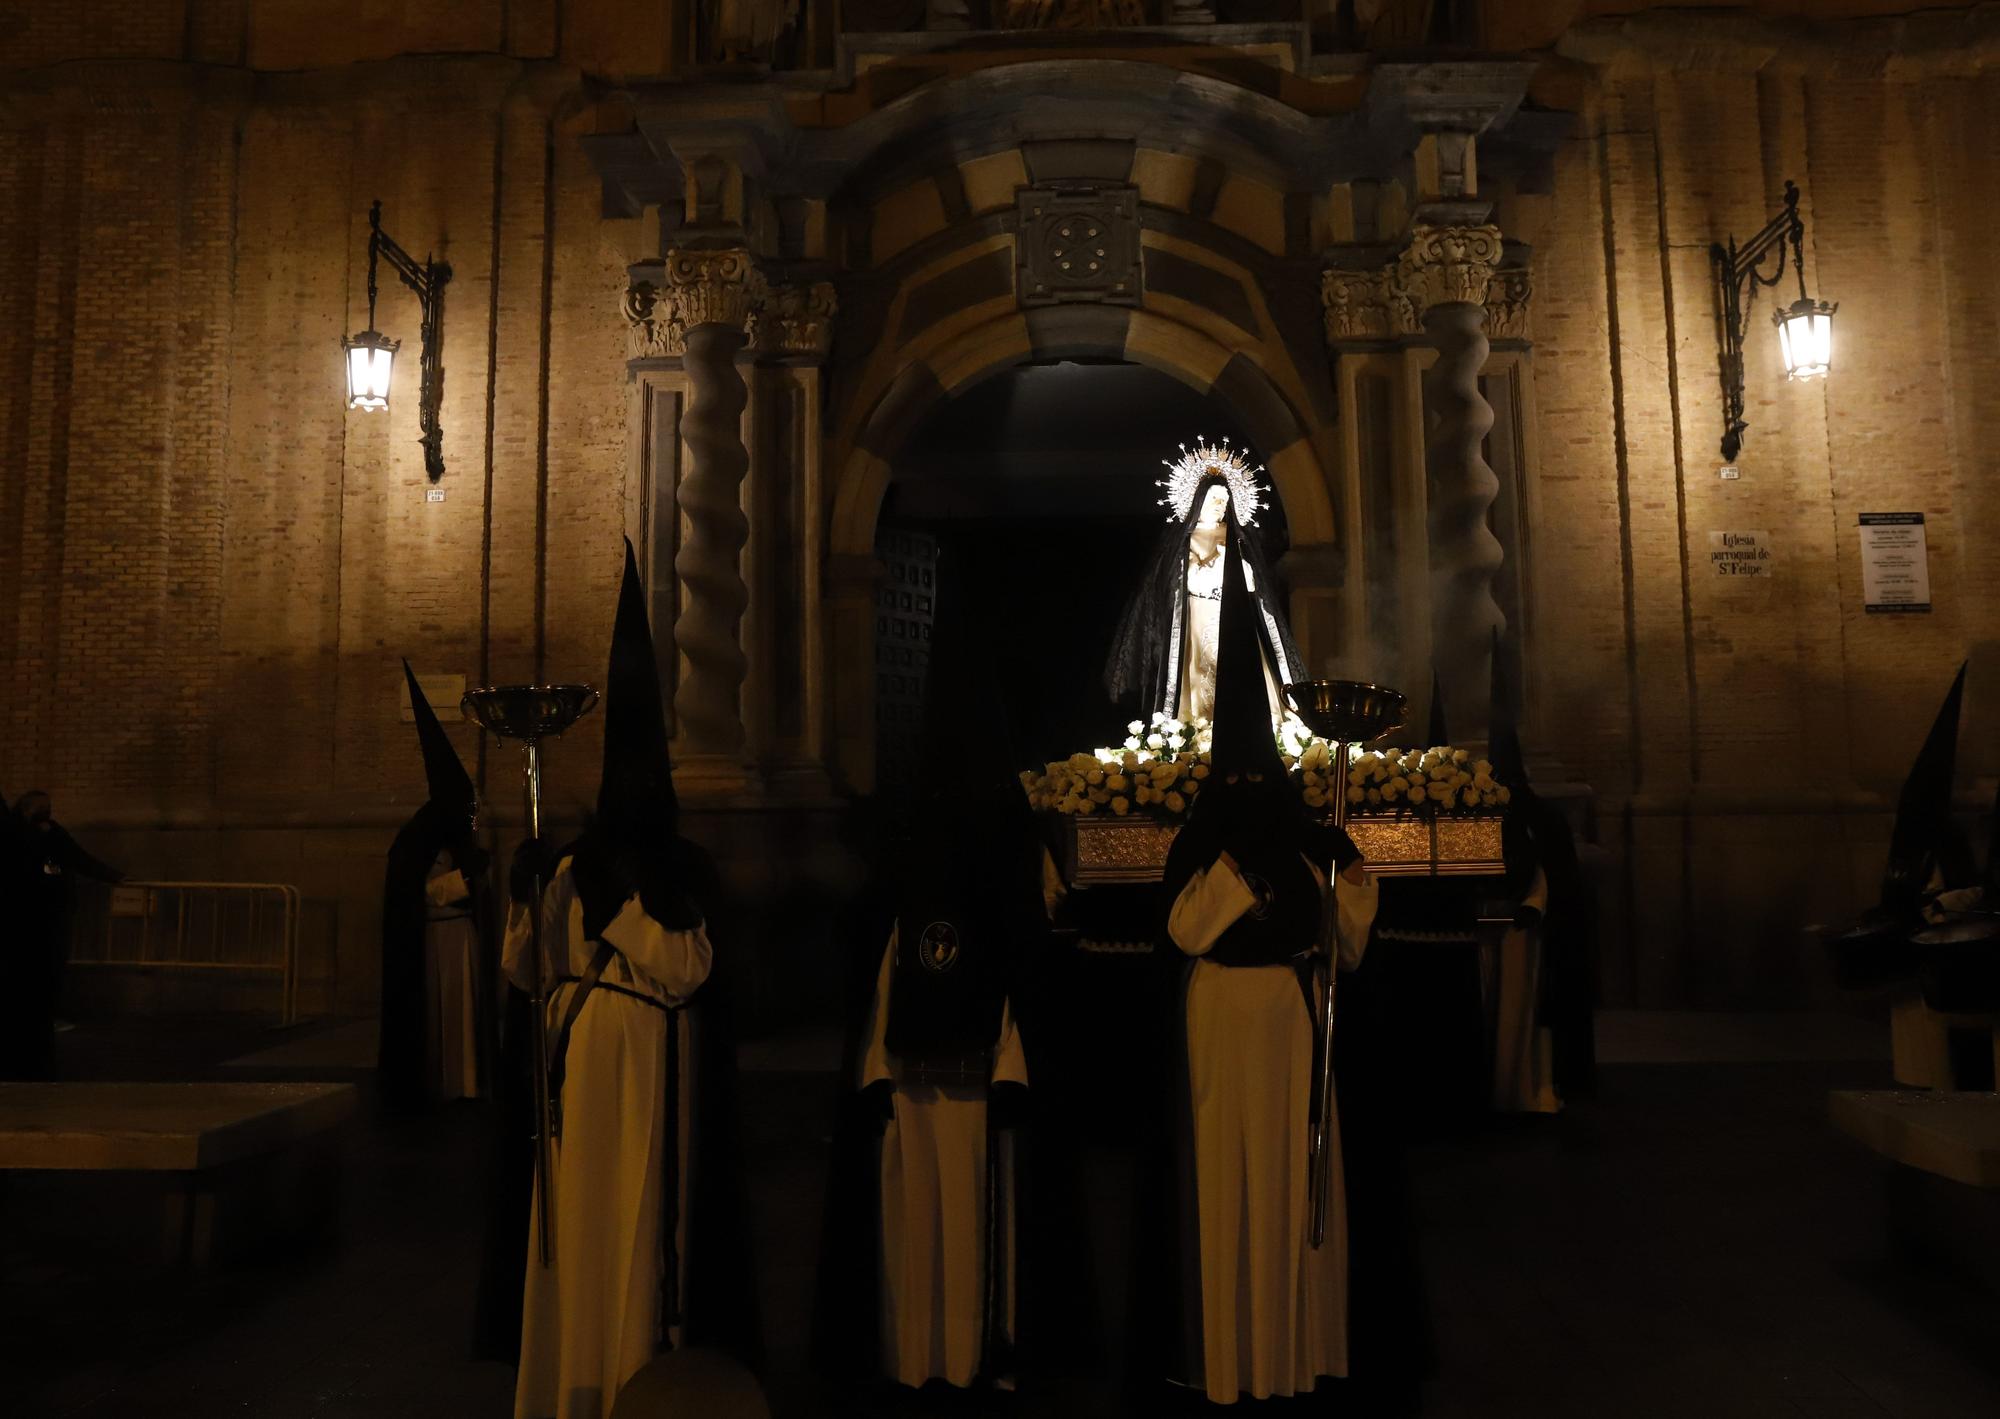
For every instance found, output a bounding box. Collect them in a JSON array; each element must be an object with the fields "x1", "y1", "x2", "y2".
[{"x1": 811, "y1": 851, "x2": 1093, "y2": 1393}]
